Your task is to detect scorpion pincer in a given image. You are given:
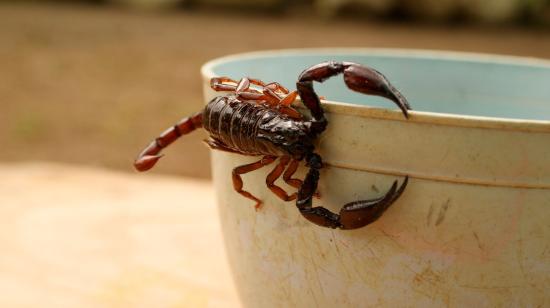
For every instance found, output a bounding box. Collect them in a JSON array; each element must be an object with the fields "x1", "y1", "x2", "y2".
[{"x1": 134, "y1": 61, "x2": 411, "y2": 230}]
